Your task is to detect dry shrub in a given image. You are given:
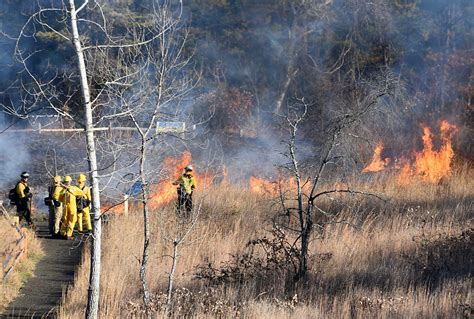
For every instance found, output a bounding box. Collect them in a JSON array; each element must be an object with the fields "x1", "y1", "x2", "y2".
[
  {"x1": 194, "y1": 228, "x2": 301, "y2": 285},
  {"x1": 404, "y1": 227, "x2": 473, "y2": 288},
  {"x1": 125, "y1": 288, "x2": 244, "y2": 318}
]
